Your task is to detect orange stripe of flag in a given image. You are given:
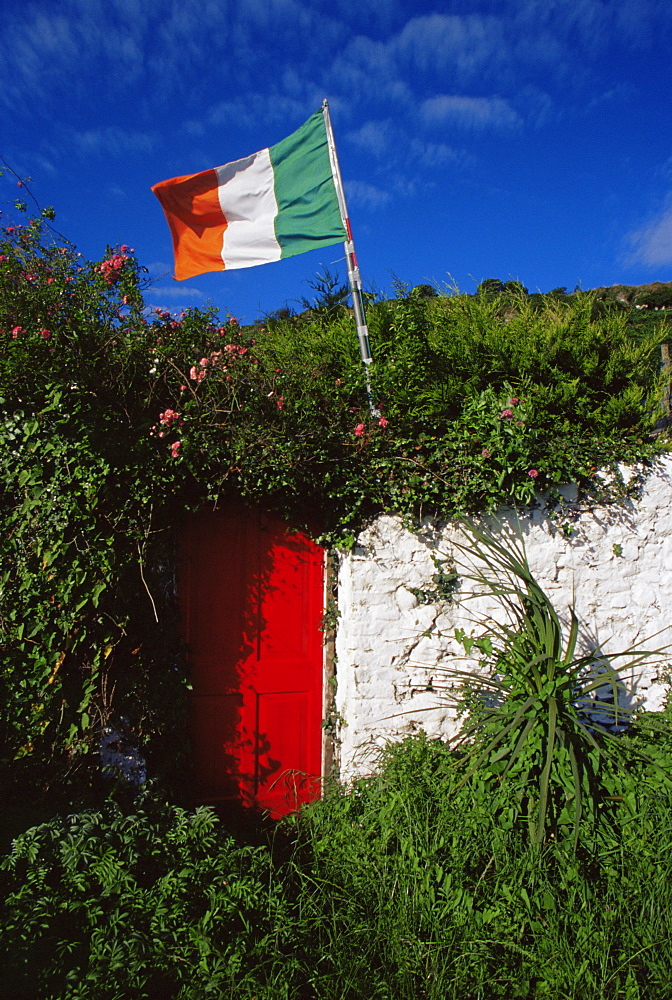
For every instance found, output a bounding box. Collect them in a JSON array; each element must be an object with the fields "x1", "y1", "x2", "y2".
[{"x1": 151, "y1": 169, "x2": 228, "y2": 281}]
